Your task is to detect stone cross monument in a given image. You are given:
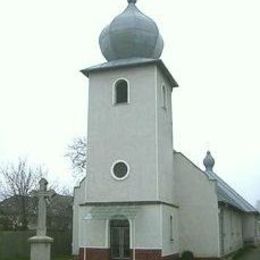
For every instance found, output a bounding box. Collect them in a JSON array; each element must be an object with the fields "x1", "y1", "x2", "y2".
[
  {"x1": 33, "y1": 178, "x2": 56, "y2": 236},
  {"x1": 28, "y1": 178, "x2": 56, "y2": 260}
]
